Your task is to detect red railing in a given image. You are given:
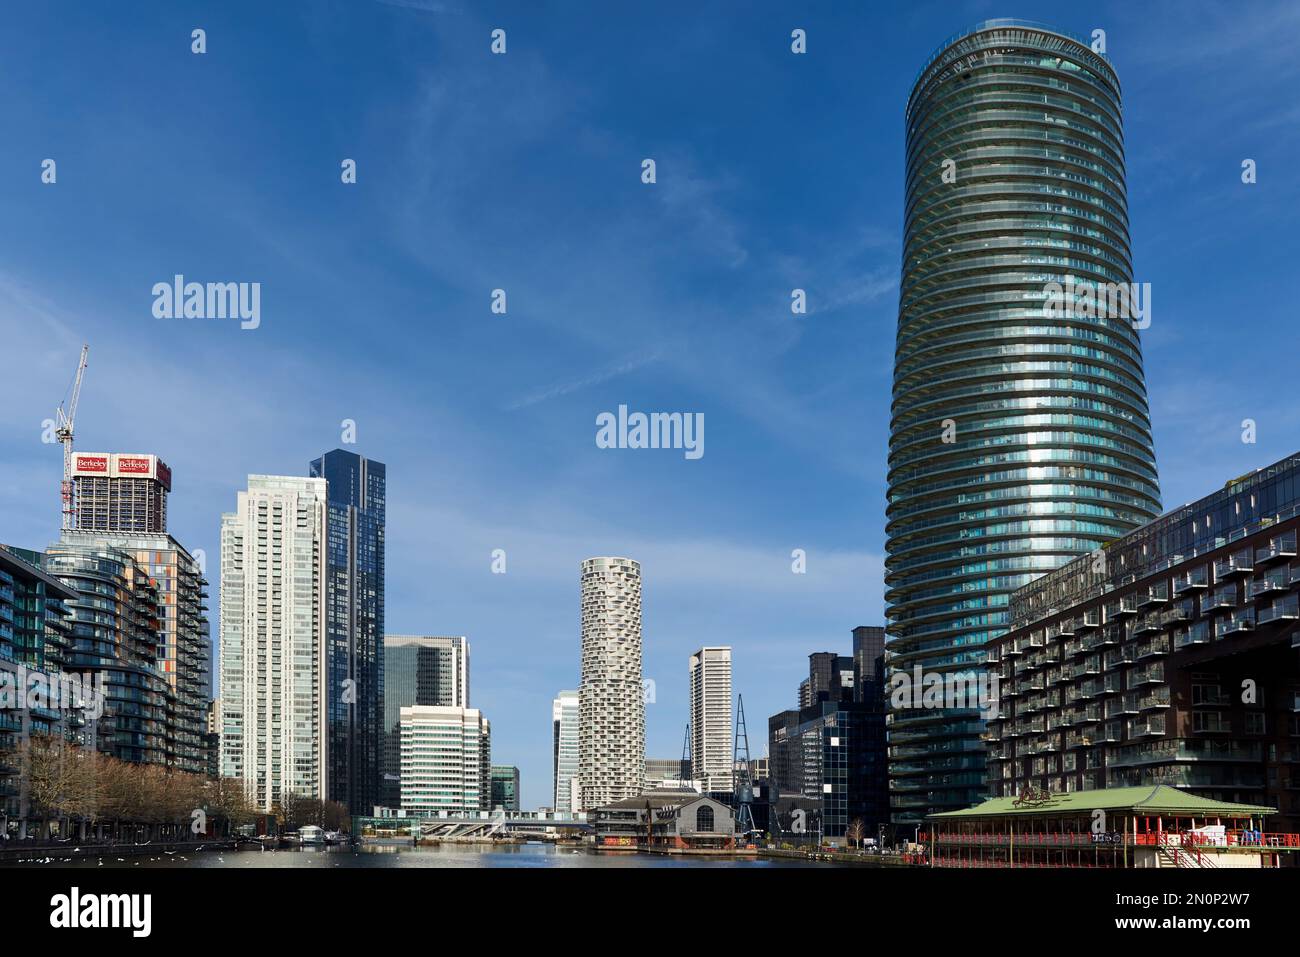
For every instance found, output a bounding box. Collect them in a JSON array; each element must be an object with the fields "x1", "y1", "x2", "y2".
[{"x1": 927, "y1": 829, "x2": 1300, "y2": 850}]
